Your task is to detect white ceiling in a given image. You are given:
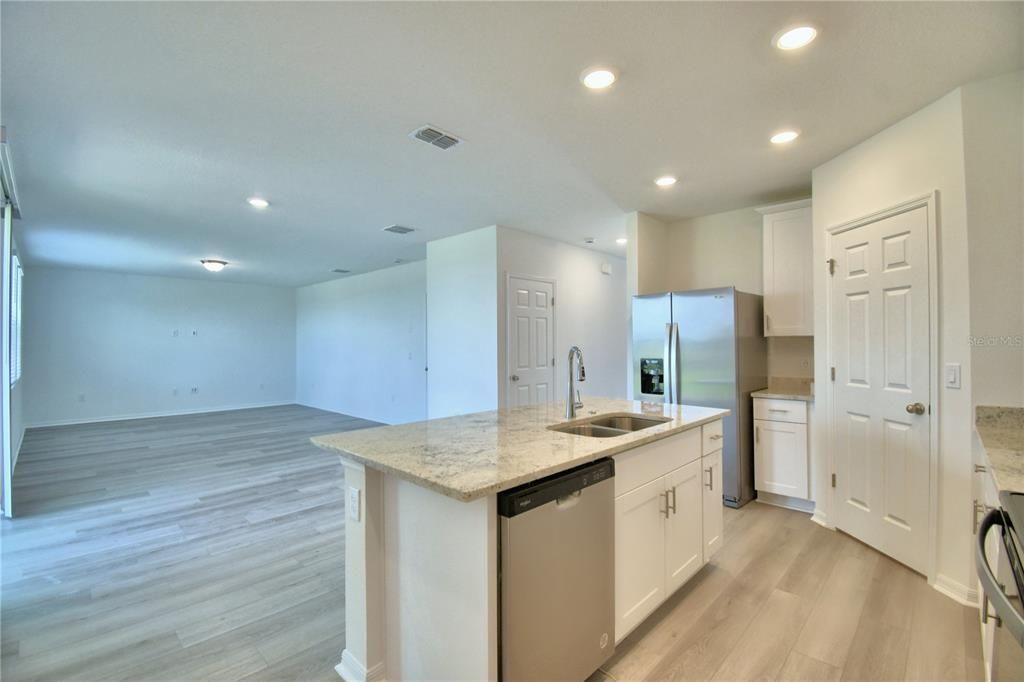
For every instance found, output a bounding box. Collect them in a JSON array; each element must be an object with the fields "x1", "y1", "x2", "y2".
[{"x1": 2, "y1": 2, "x2": 1021, "y2": 287}]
